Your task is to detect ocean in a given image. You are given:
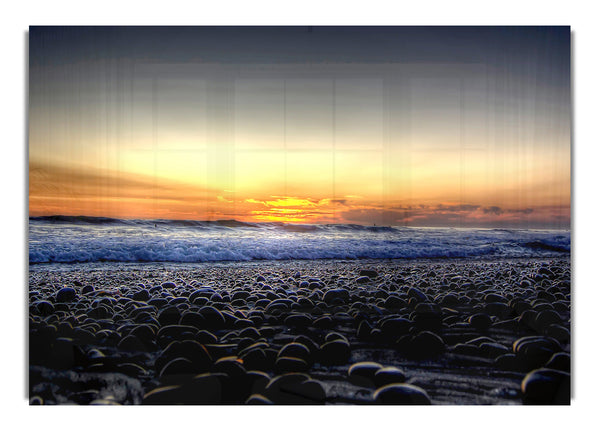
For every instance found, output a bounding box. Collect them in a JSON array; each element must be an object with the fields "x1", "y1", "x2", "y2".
[{"x1": 28, "y1": 216, "x2": 571, "y2": 264}]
